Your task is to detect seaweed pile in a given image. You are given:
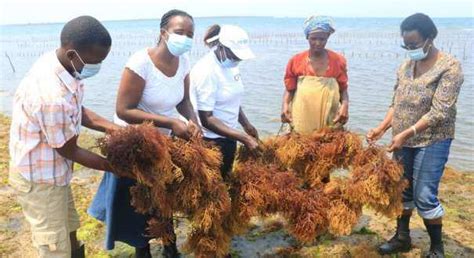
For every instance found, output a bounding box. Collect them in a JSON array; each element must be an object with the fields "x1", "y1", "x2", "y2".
[
  {"x1": 225, "y1": 161, "x2": 330, "y2": 243},
  {"x1": 99, "y1": 123, "x2": 232, "y2": 257},
  {"x1": 99, "y1": 124, "x2": 407, "y2": 255},
  {"x1": 233, "y1": 128, "x2": 407, "y2": 238}
]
